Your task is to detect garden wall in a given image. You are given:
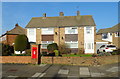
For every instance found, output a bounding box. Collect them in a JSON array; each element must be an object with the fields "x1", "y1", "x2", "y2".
[{"x1": 0, "y1": 55, "x2": 119, "y2": 66}]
